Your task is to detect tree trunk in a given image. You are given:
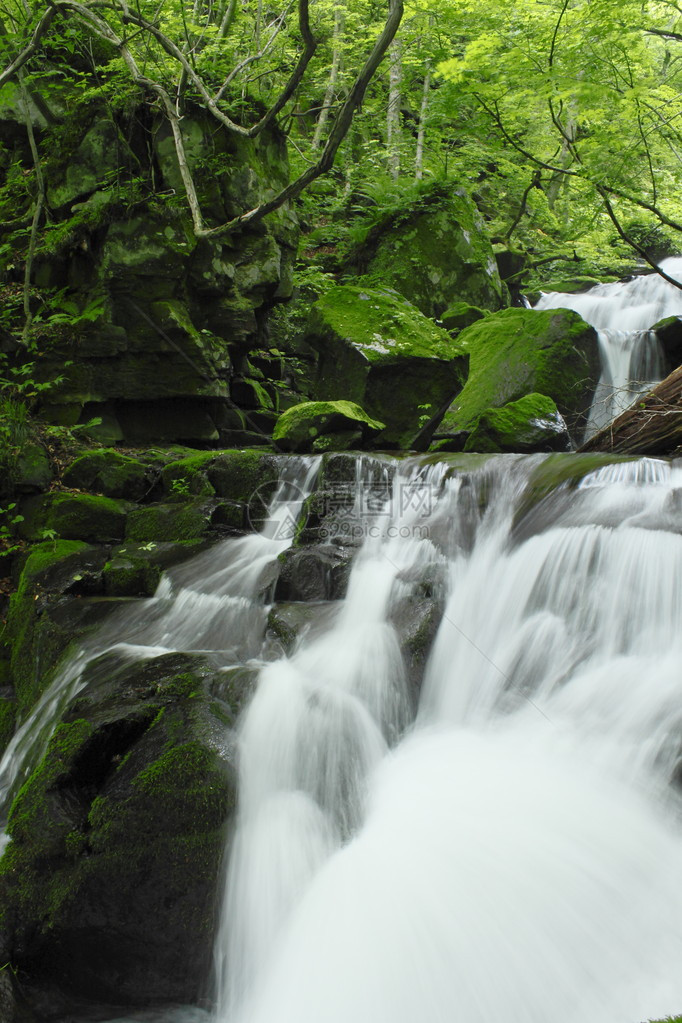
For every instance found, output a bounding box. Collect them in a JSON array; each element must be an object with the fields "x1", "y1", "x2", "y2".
[
  {"x1": 387, "y1": 37, "x2": 402, "y2": 179},
  {"x1": 415, "y1": 68, "x2": 430, "y2": 179},
  {"x1": 312, "y1": 1, "x2": 344, "y2": 150},
  {"x1": 579, "y1": 365, "x2": 682, "y2": 455}
]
